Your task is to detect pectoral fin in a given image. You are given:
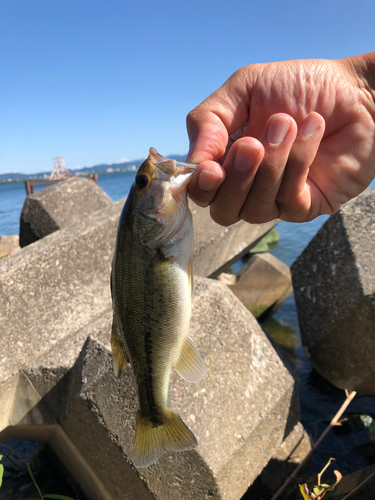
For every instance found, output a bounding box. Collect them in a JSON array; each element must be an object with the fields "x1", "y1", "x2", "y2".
[
  {"x1": 174, "y1": 337, "x2": 206, "y2": 383},
  {"x1": 111, "y1": 324, "x2": 129, "y2": 378}
]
